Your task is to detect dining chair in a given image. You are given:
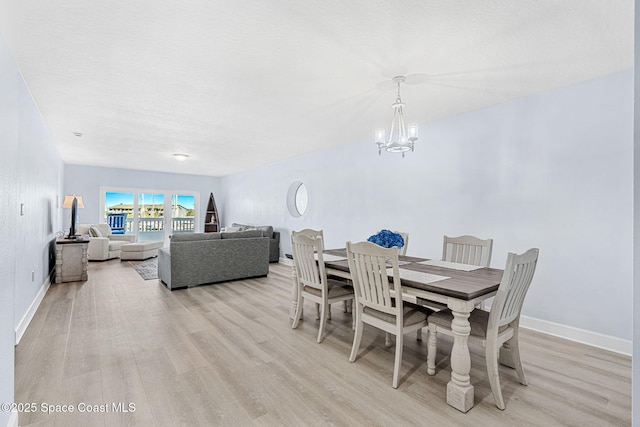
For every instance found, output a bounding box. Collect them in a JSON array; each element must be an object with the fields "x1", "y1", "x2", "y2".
[
  {"x1": 442, "y1": 235, "x2": 493, "y2": 267},
  {"x1": 292, "y1": 228, "x2": 324, "y2": 248},
  {"x1": 415, "y1": 234, "x2": 494, "y2": 339},
  {"x1": 426, "y1": 248, "x2": 539, "y2": 409},
  {"x1": 291, "y1": 229, "x2": 333, "y2": 318},
  {"x1": 290, "y1": 234, "x2": 354, "y2": 343},
  {"x1": 394, "y1": 231, "x2": 409, "y2": 256},
  {"x1": 439, "y1": 234, "x2": 494, "y2": 312},
  {"x1": 346, "y1": 241, "x2": 431, "y2": 388}
]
